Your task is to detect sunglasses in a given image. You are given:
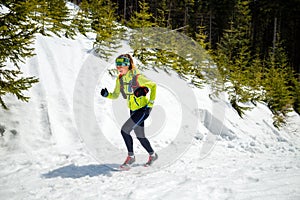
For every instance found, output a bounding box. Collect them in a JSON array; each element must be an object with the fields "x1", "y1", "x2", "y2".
[{"x1": 116, "y1": 57, "x2": 130, "y2": 67}]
